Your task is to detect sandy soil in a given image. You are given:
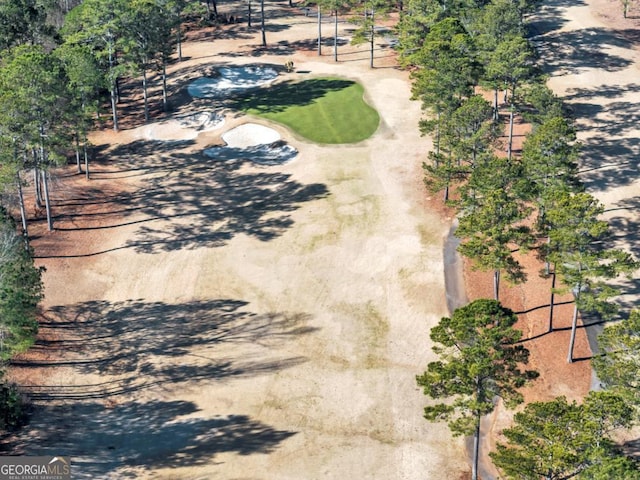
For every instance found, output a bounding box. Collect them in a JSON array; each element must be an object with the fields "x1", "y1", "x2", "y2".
[
  {"x1": 5, "y1": 5, "x2": 469, "y2": 480},
  {"x1": 526, "y1": 0, "x2": 640, "y2": 401}
]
